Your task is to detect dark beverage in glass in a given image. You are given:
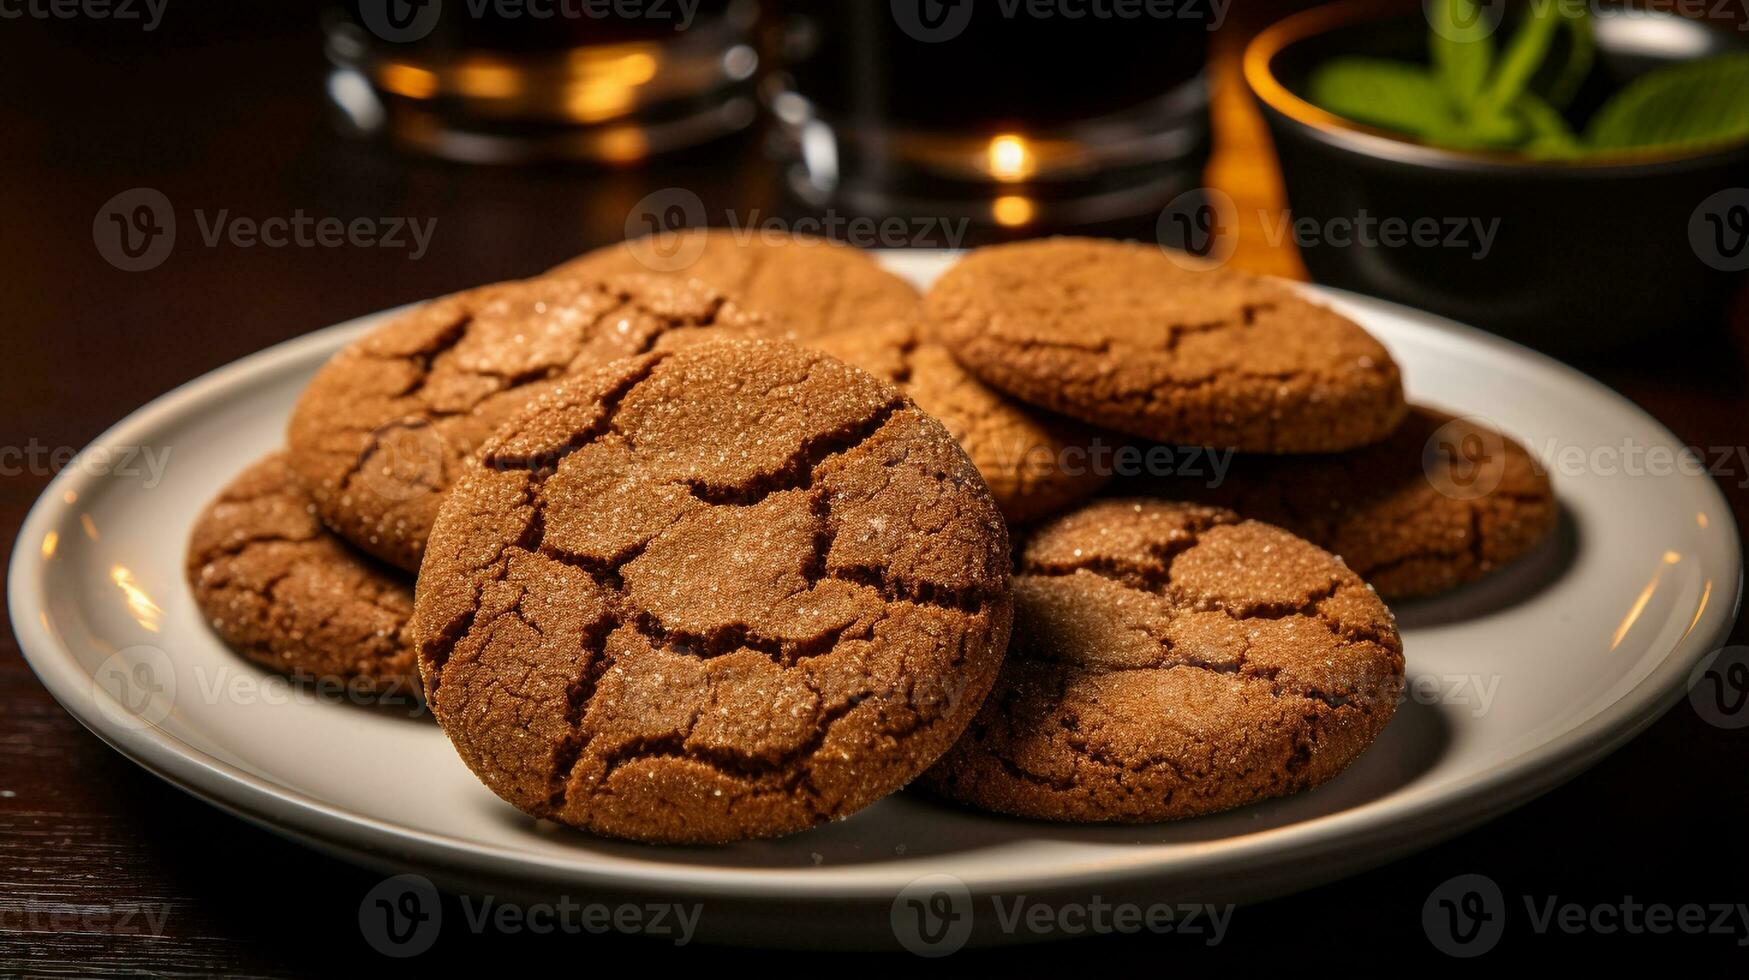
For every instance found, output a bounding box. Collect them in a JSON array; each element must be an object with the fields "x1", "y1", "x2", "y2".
[
  {"x1": 769, "y1": 0, "x2": 1214, "y2": 228},
  {"x1": 325, "y1": 0, "x2": 761, "y2": 163}
]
